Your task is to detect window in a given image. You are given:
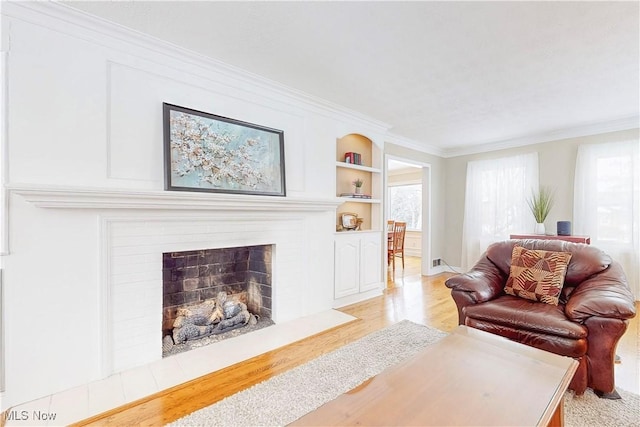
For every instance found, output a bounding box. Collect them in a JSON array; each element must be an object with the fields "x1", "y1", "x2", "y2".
[
  {"x1": 595, "y1": 155, "x2": 634, "y2": 243},
  {"x1": 461, "y1": 153, "x2": 539, "y2": 269},
  {"x1": 574, "y1": 140, "x2": 639, "y2": 298},
  {"x1": 388, "y1": 184, "x2": 422, "y2": 230}
]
